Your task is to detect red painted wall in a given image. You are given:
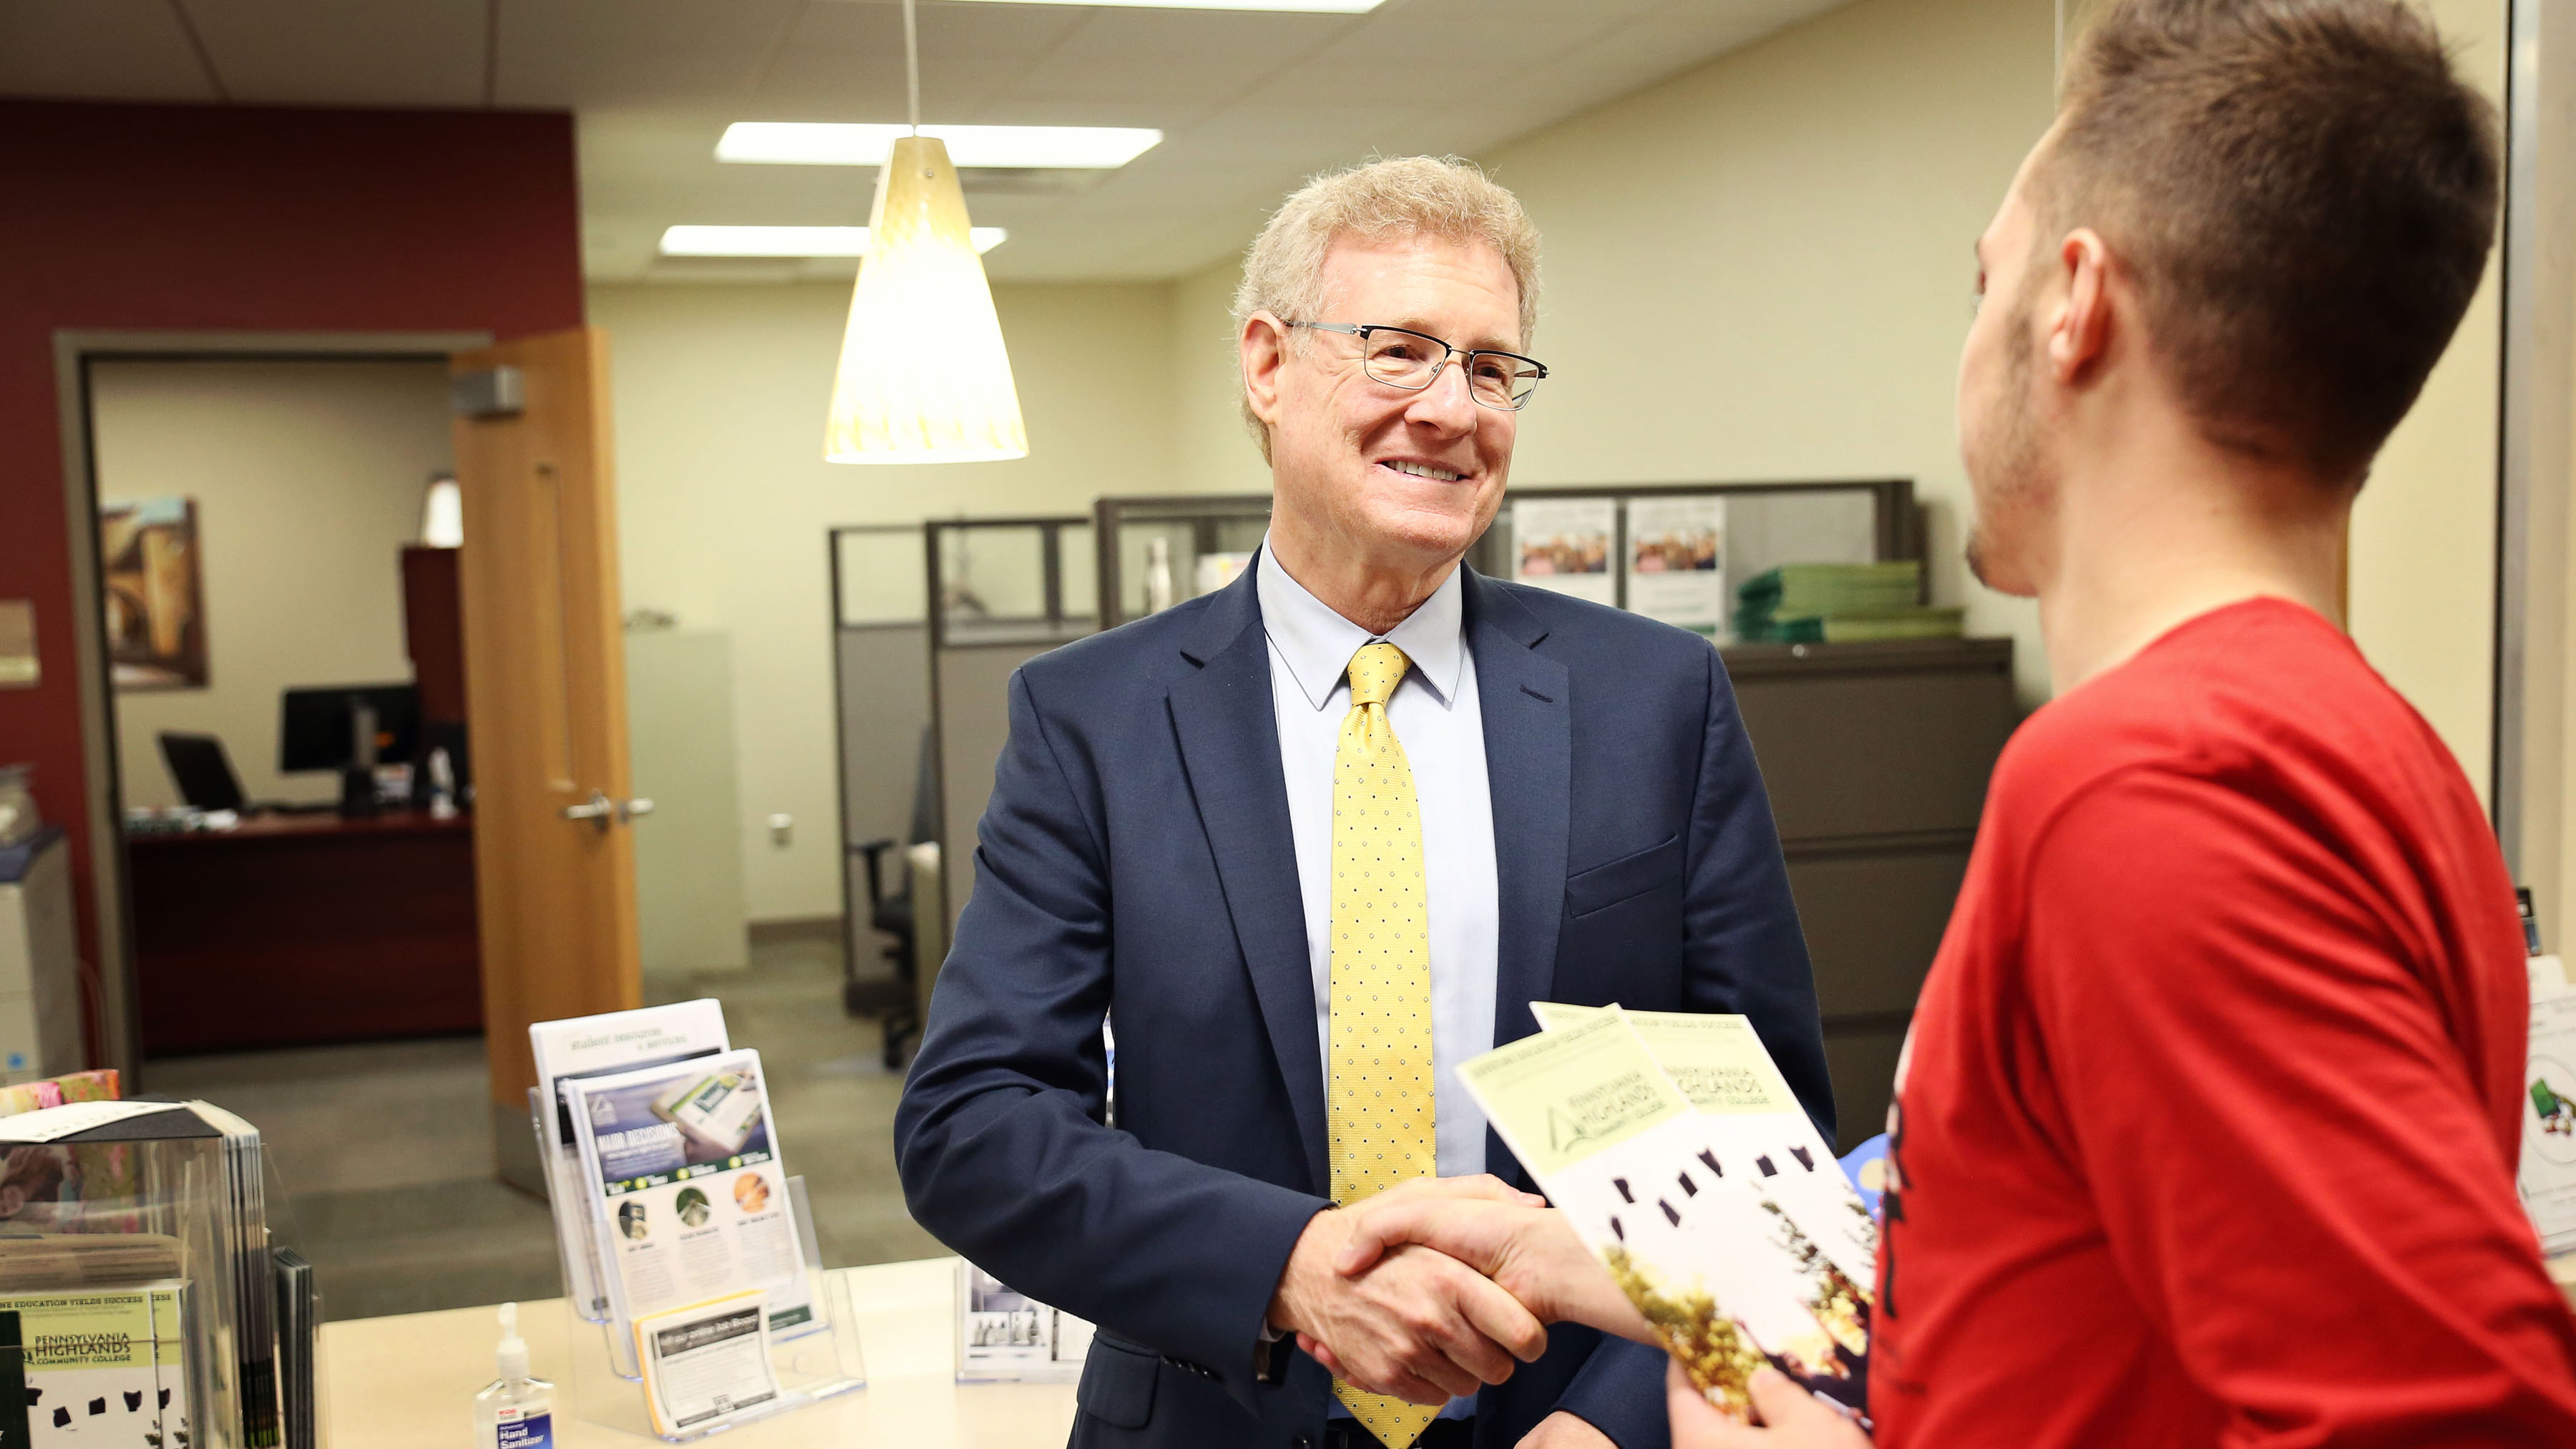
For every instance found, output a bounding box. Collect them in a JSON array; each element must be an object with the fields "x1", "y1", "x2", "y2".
[{"x1": 0, "y1": 100, "x2": 585, "y2": 1028}]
